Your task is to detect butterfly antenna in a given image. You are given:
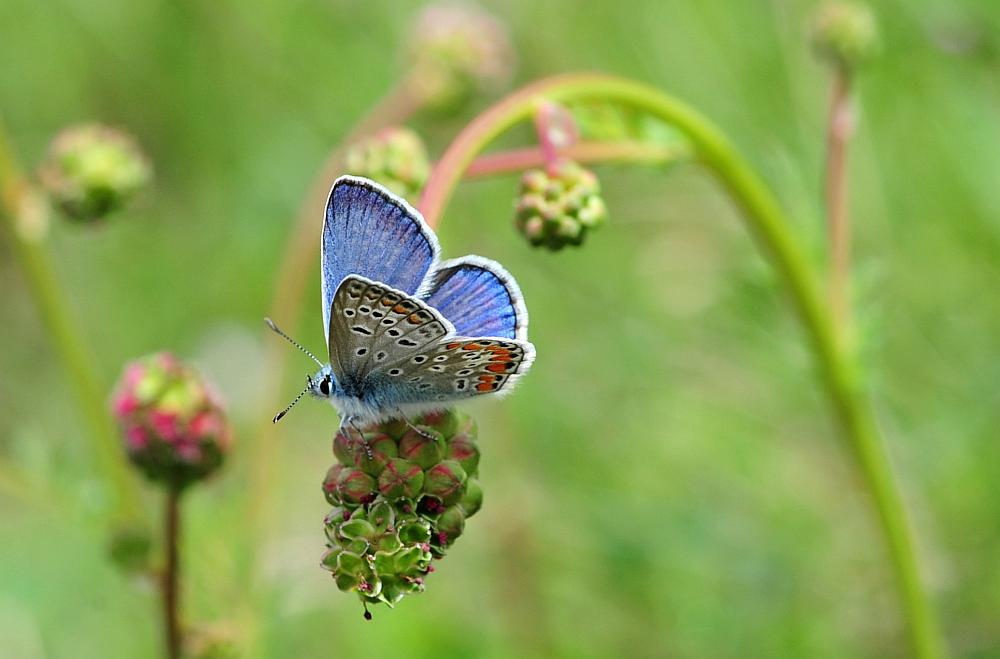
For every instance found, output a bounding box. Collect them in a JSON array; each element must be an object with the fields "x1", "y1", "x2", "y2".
[
  {"x1": 265, "y1": 317, "x2": 323, "y2": 367},
  {"x1": 273, "y1": 379, "x2": 312, "y2": 423}
]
